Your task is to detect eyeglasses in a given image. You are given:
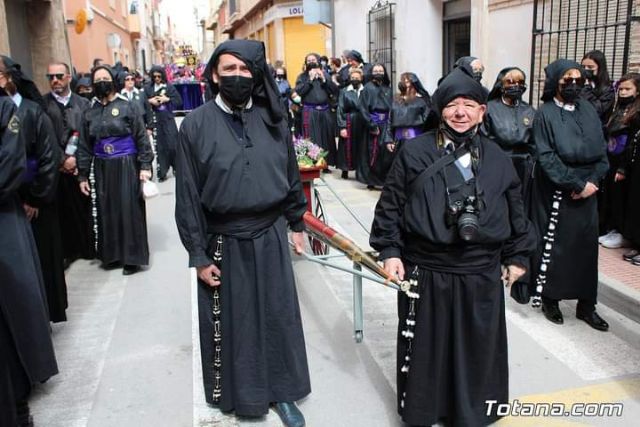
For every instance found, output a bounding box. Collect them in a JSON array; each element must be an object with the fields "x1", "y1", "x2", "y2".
[
  {"x1": 561, "y1": 77, "x2": 585, "y2": 86},
  {"x1": 152, "y1": 74, "x2": 162, "y2": 79},
  {"x1": 46, "y1": 73, "x2": 66, "y2": 81}
]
